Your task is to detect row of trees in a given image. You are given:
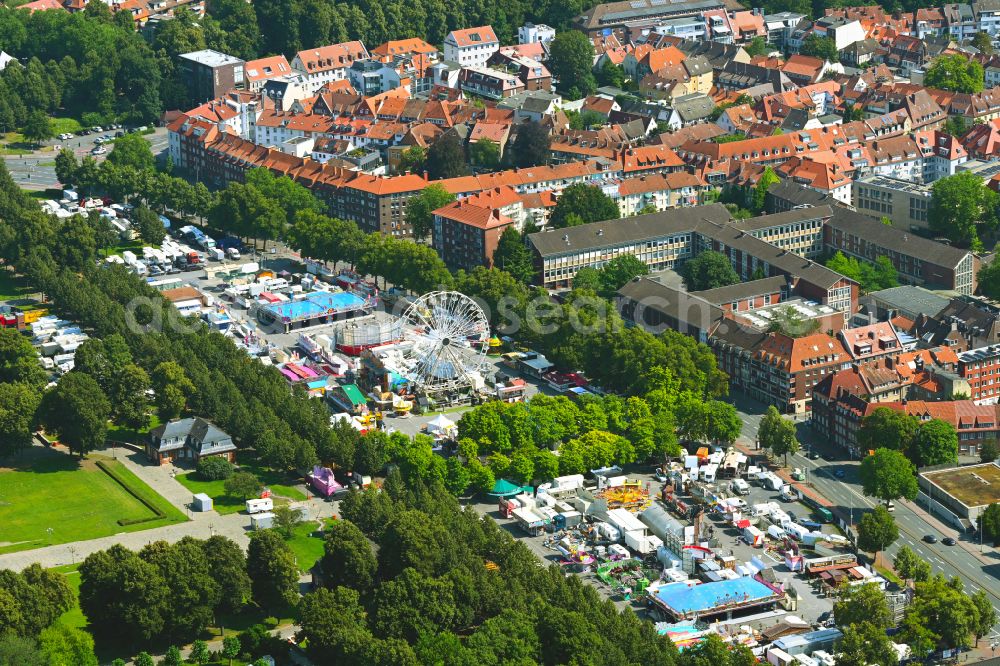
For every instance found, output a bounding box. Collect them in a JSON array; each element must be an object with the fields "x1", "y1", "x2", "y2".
[
  {"x1": 248, "y1": 0, "x2": 596, "y2": 63},
  {"x1": 77, "y1": 533, "x2": 297, "y2": 649},
  {"x1": 859, "y1": 407, "x2": 959, "y2": 469}
]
